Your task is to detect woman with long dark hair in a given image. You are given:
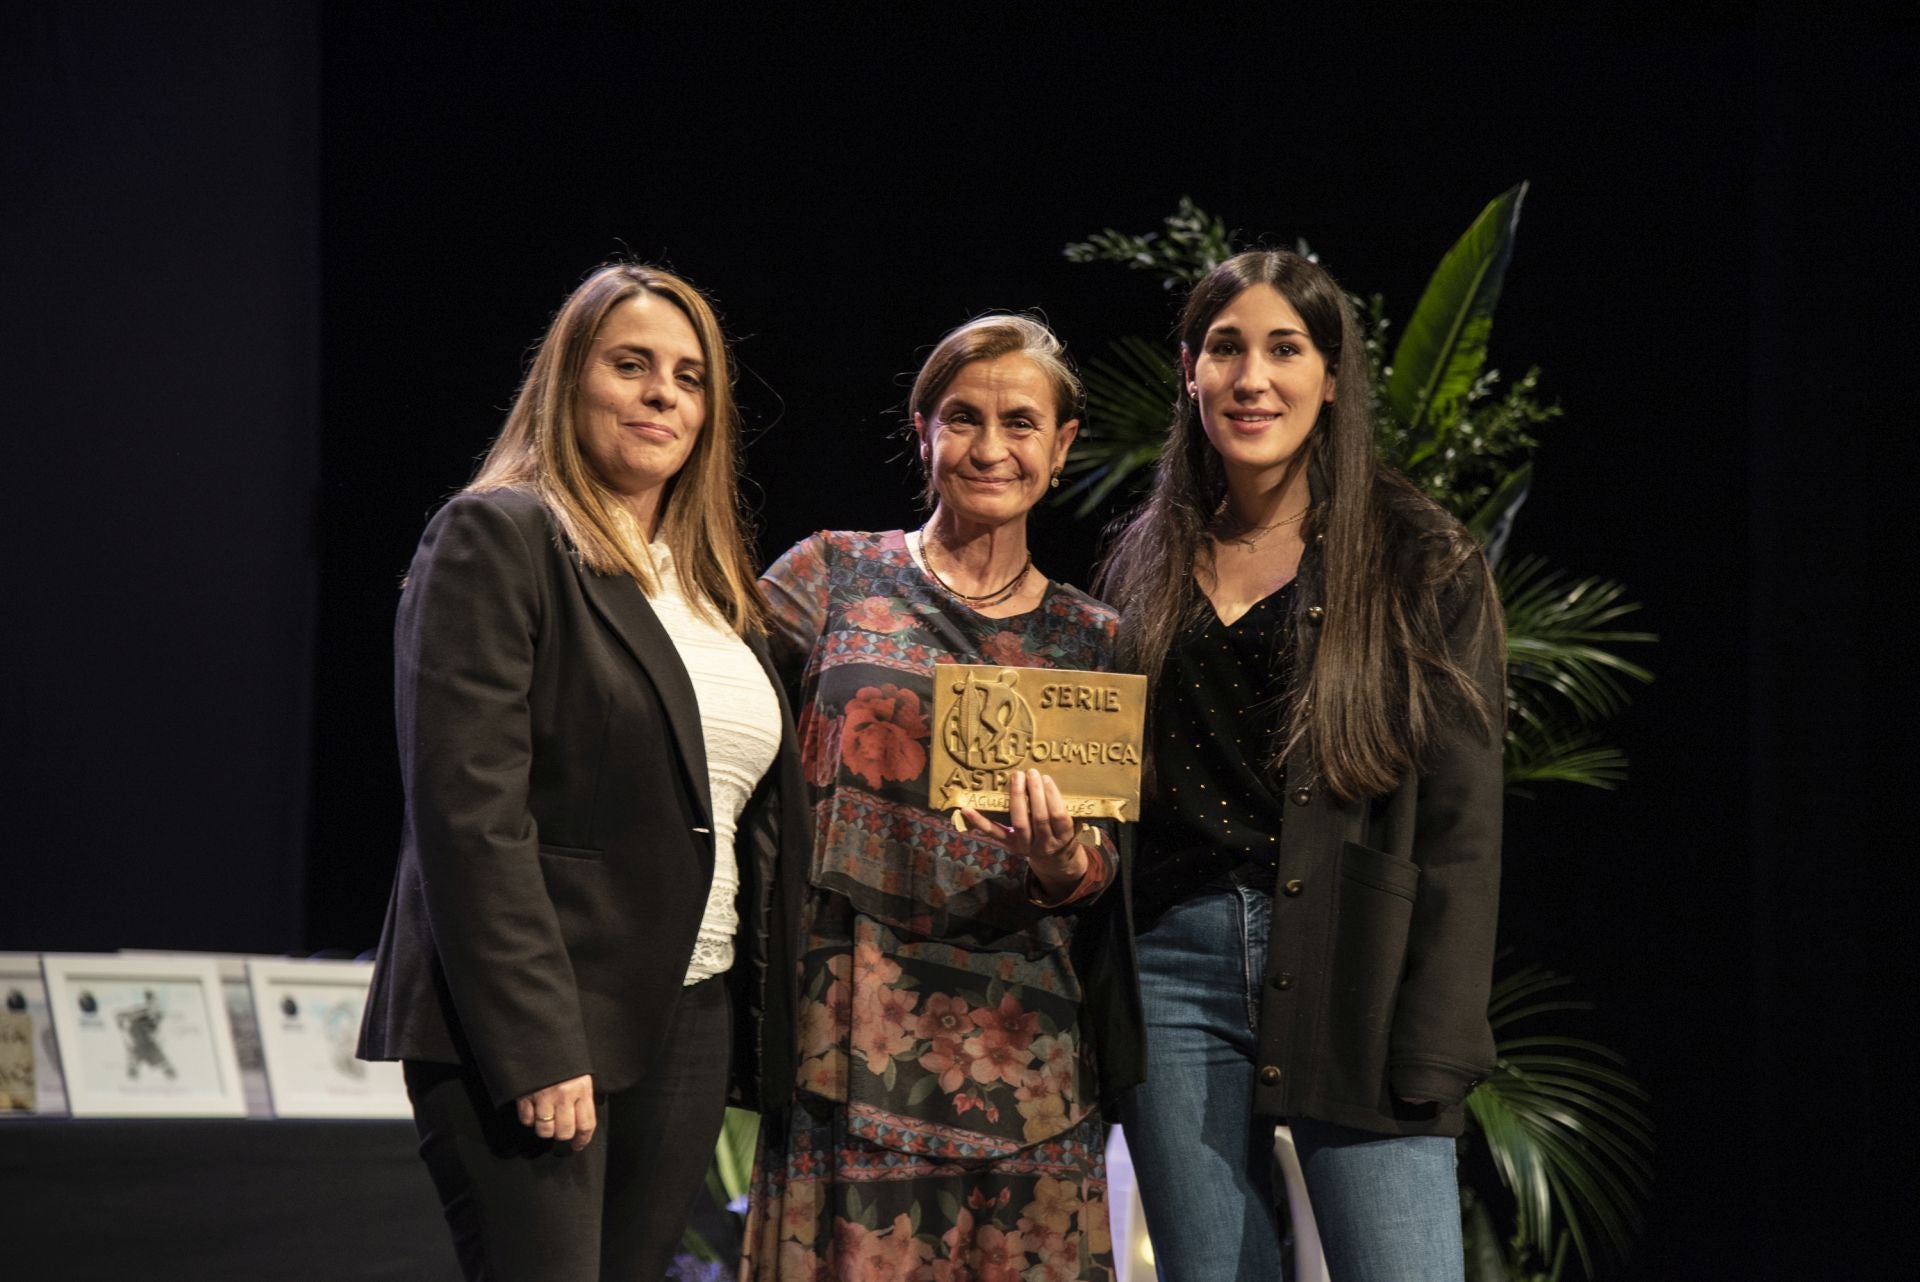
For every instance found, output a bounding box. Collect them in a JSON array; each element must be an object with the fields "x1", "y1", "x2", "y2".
[{"x1": 1094, "y1": 249, "x2": 1505, "y2": 1280}]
